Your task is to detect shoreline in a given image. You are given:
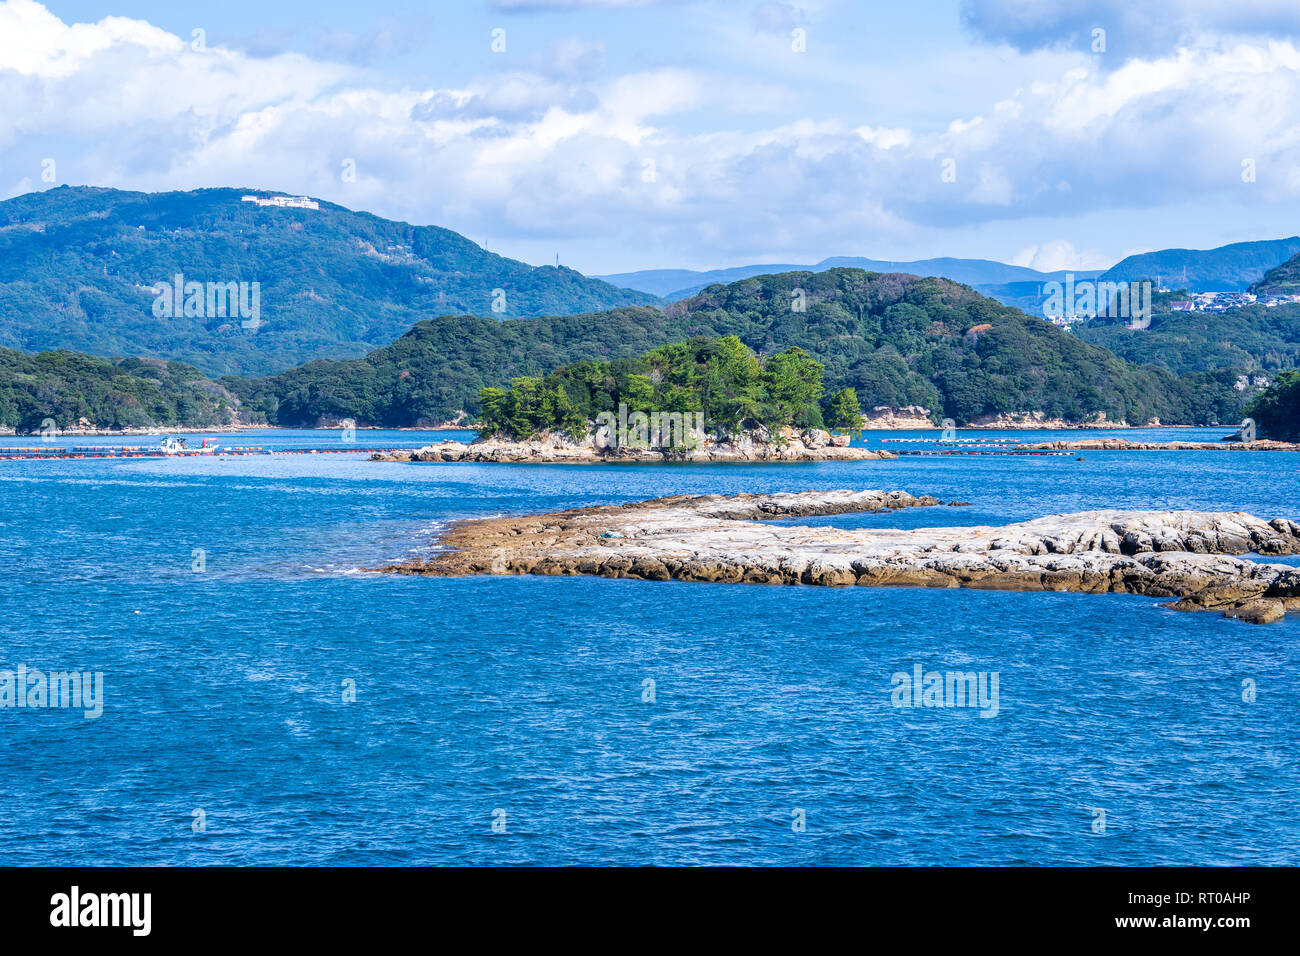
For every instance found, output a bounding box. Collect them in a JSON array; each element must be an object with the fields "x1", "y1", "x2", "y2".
[{"x1": 376, "y1": 489, "x2": 1300, "y2": 625}]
